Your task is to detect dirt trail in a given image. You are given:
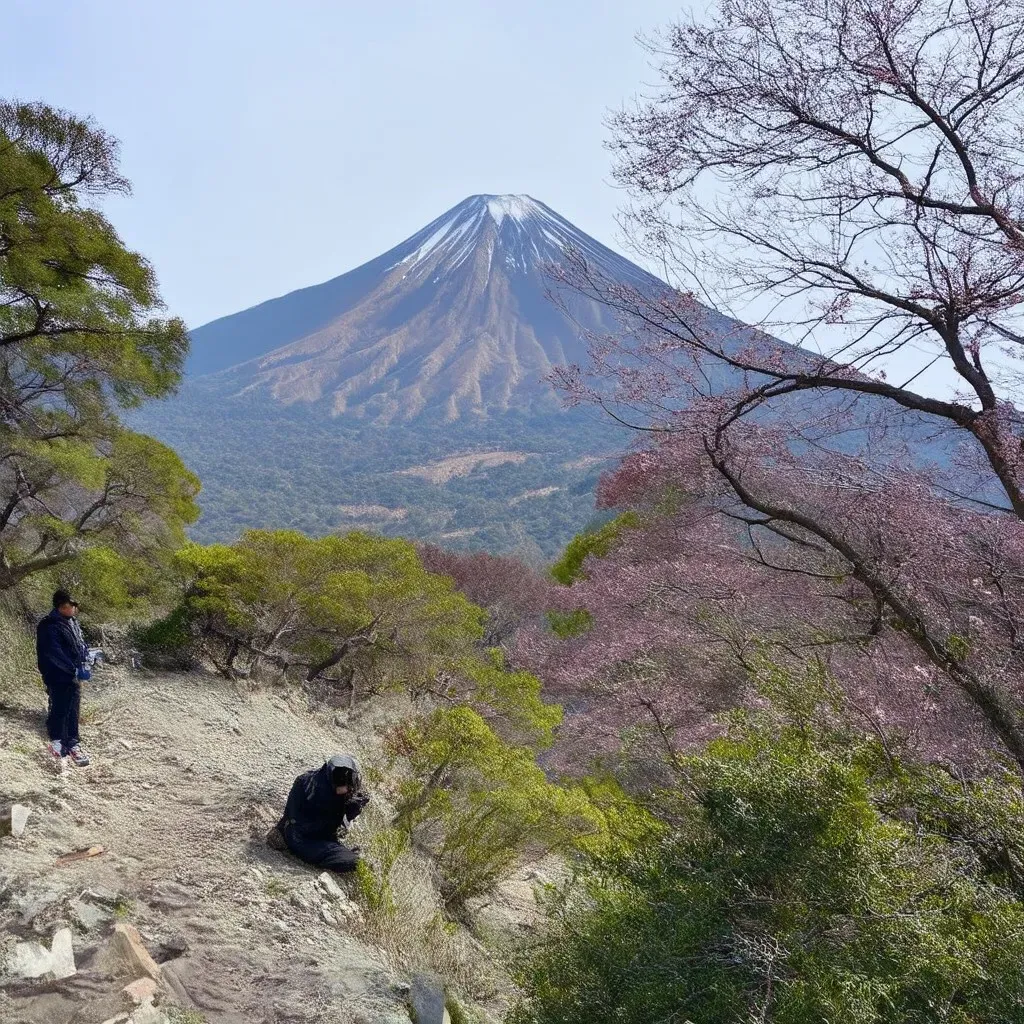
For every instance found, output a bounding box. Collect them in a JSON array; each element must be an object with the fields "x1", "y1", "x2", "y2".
[{"x1": 0, "y1": 664, "x2": 423, "y2": 1024}]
